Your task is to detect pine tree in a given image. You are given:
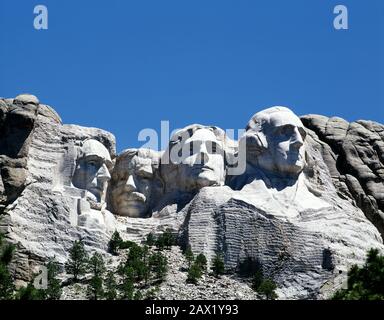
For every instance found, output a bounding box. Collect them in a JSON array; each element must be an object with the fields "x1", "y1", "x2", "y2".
[
  {"x1": 88, "y1": 252, "x2": 106, "y2": 277},
  {"x1": 120, "y1": 266, "x2": 135, "y2": 300},
  {"x1": 65, "y1": 240, "x2": 88, "y2": 281},
  {"x1": 156, "y1": 235, "x2": 165, "y2": 251},
  {"x1": 251, "y1": 270, "x2": 264, "y2": 291},
  {"x1": 87, "y1": 275, "x2": 104, "y2": 300},
  {"x1": 108, "y1": 231, "x2": 123, "y2": 255},
  {"x1": 257, "y1": 279, "x2": 278, "y2": 300},
  {"x1": 149, "y1": 252, "x2": 168, "y2": 282},
  {"x1": 187, "y1": 262, "x2": 202, "y2": 284},
  {"x1": 0, "y1": 238, "x2": 15, "y2": 266},
  {"x1": 0, "y1": 264, "x2": 14, "y2": 300},
  {"x1": 251, "y1": 269, "x2": 278, "y2": 300},
  {"x1": 0, "y1": 233, "x2": 15, "y2": 299},
  {"x1": 146, "y1": 233, "x2": 156, "y2": 247},
  {"x1": 212, "y1": 253, "x2": 225, "y2": 277},
  {"x1": 87, "y1": 252, "x2": 106, "y2": 300},
  {"x1": 104, "y1": 271, "x2": 117, "y2": 300},
  {"x1": 195, "y1": 253, "x2": 207, "y2": 272},
  {"x1": 332, "y1": 248, "x2": 384, "y2": 300},
  {"x1": 45, "y1": 259, "x2": 62, "y2": 300},
  {"x1": 184, "y1": 245, "x2": 194, "y2": 268},
  {"x1": 162, "y1": 228, "x2": 175, "y2": 249},
  {"x1": 15, "y1": 282, "x2": 45, "y2": 300}
]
